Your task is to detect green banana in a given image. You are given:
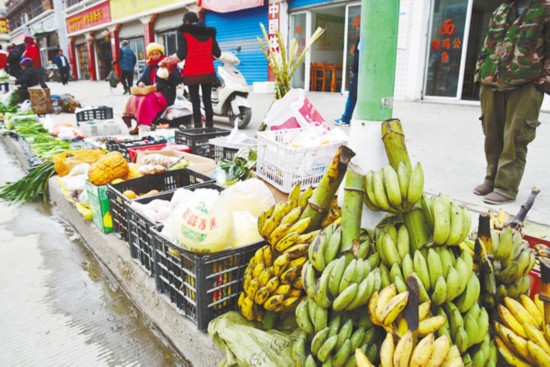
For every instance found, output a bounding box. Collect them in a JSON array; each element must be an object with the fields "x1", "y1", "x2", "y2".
[
  {"x1": 333, "y1": 283, "x2": 358, "y2": 312},
  {"x1": 383, "y1": 164, "x2": 402, "y2": 209},
  {"x1": 350, "y1": 327, "x2": 366, "y2": 350},
  {"x1": 447, "y1": 201, "x2": 465, "y2": 245},
  {"x1": 313, "y1": 303, "x2": 328, "y2": 333},
  {"x1": 315, "y1": 261, "x2": 335, "y2": 308},
  {"x1": 401, "y1": 253, "x2": 414, "y2": 280},
  {"x1": 397, "y1": 162, "x2": 411, "y2": 207},
  {"x1": 432, "y1": 196, "x2": 451, "y2": 245},
  {"x1": 431, "y1": 275, "x2": 448, "y2": 306},
  {"x1": 324, "y1": 226, "x2": 342, "y2": 265},
  {"x1": 396, "y1": 224, "x2": 410, "y2": 261},
  {"x1": 495, "y1": 227, "x2": 513, "y2": 262},
  {"x1": 420, "y1": 194, "x2": 435, "y2": 230},
  {"x1": 332, "y1": 339, "x2": 351, "y2": 367},
  {"x1": 455, "y1": 273, "x2": 480, "y2": 313},
  {"x1": 403, "y1": 208, "x2": 431, "y2": 250},
  {"x1": 346, "y1": 271, "x2": 376, "y2": 310},
  {"x1": 406, "y1": 162, "x2": 424, "y2": 206},
  {"x1": 427, "y1": 248, "x2": 443, "y2": 288},
  {"x1": 445, "y1": 266, "x2": 461, "y2": 302},
  {"x1": 464, "y1": 313, "x2": 480, "y2": 348},
  {"x1": 338, "y1": 259, "x2": 358, "y2": 294},
  {"x1": 303, "y1": 262, "x2": 317, "y2": 298},
  {"x1": 328, "y1": 256, "x2": 347, "y2": 297},
  {"x1": 310, "y1": 231, "x2": 328, "y2": 272},
  {"x1": 437, "y1": 247, "x2": 455, "y2": 278},
  {"x1": 317, "y1": 335, "x2": 338, "y2": 363},
  {"x1": 455, "y1": 326, "x2": 470, "y2": 353},
  {"x1": 337, "y1": 319, "x2": 354, "y2": 350},
  {"x1": 328, "y1": 314, "x2": 342, "y2": 337},
  {"x1": 296, "y1": 299, "x2": 314, "y2": 334},
  {"x1": 414, "y1": 250, "x2": 431, "y2": 292},
  {"x1": 372, "y1": 170, "x2": 393, "y2": 212},
  {"x1": 311, "y1": 327, "x2": 330, "y2": 357},
  {"x1": 454, "y1": 257, "x2": 470, "y2": 294},
  {"x1": 383, "y1": 232, "x2": 402, "y2": 266}
]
